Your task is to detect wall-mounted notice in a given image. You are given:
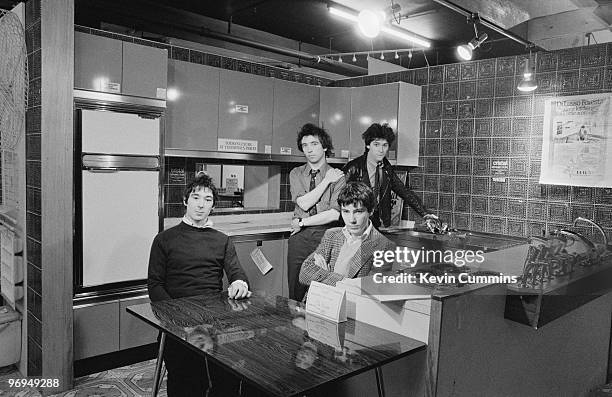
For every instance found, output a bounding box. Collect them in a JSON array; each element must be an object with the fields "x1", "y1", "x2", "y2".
[
  {"x1": 540, "y1": 93, "x2": 612, "y2": 187},
  {"x1": 218, "y1": 138, "x2": 258, "y2": 153},
  {"x1": 169, "y1": 168, "x2": 185, "y2": 184}
]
